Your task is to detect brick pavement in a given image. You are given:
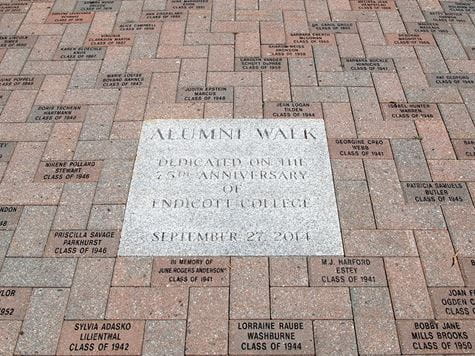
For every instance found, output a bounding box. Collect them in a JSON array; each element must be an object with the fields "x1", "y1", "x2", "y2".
[{"x1": 0, "y1": 0, "x2": 475, "y2": 354}]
